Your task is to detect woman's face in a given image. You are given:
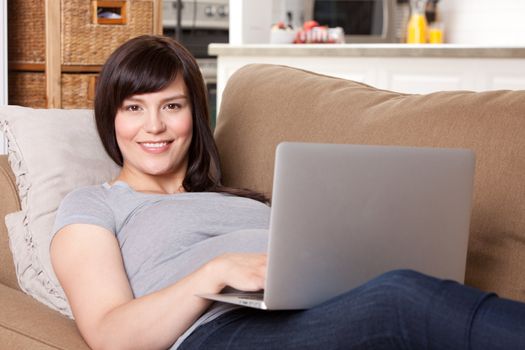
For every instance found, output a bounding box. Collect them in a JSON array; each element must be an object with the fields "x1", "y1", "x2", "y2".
[{"x1": 114, "y1": 74, "x2": 193, "y2": 179}]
